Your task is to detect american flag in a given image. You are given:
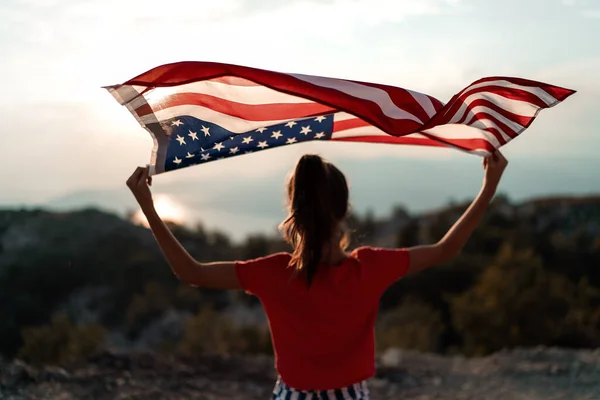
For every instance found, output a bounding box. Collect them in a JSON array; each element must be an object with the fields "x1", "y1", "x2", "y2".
[{"x1": 105, "y1": 62, "x2": 575, "y2": 175}]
